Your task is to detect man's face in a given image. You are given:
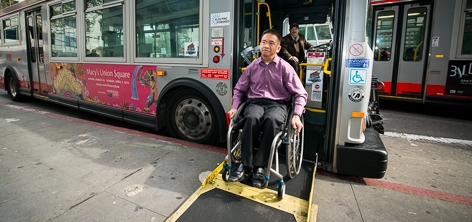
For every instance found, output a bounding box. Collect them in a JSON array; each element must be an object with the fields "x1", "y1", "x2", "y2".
[
  {"x1": 260, "y1": 33, "x2": 281, "y2": 58},
  {"x1": 290, "y1": 27, "x2": 299, "y2": 37}
]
